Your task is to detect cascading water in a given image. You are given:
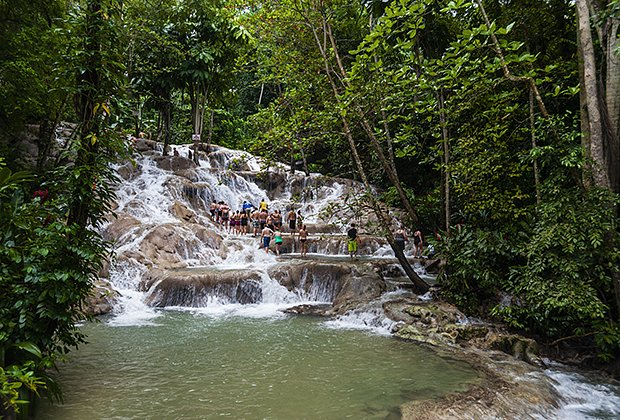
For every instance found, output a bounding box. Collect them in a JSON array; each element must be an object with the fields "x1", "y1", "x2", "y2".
[
  {"x1": 106, "y1": 142, "x2": 424, "y2": 323},
  {"x1": 38, "y1": 142, "x2": 620, "y2": 419}
]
